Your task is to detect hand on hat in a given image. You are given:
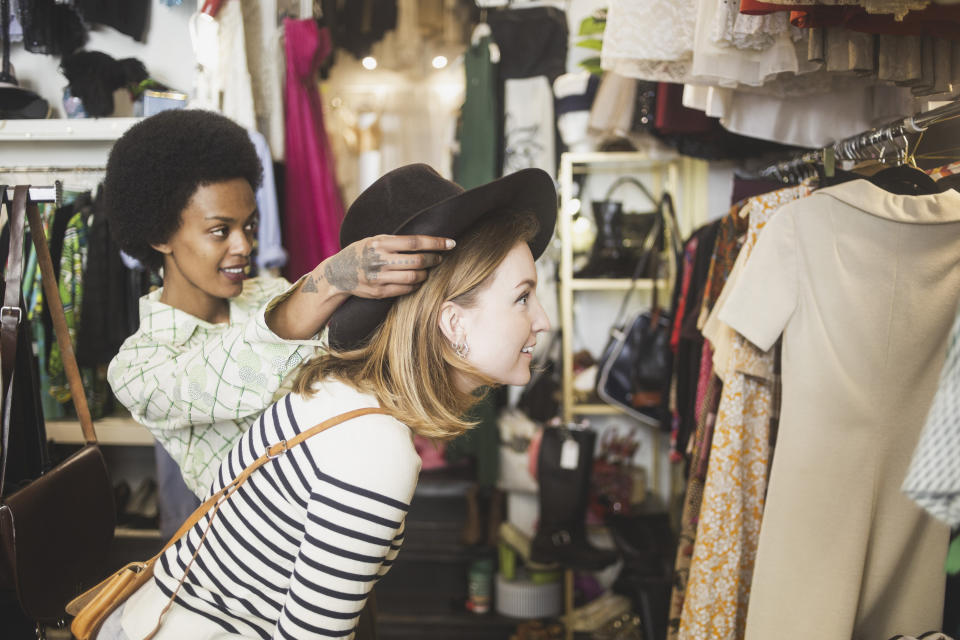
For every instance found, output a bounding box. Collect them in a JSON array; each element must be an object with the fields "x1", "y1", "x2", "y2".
[
  {"x1": 264, "y1": 234, "x2": 454, "y2": 342},
  {"x1": 319, "y1": 234, "x2": 456, "y2": 300}
]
